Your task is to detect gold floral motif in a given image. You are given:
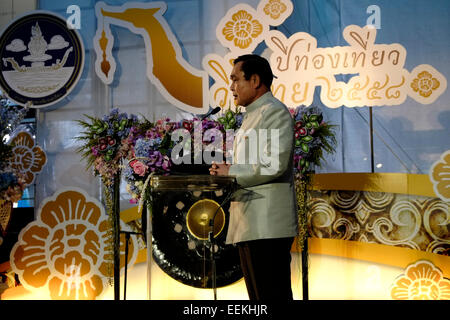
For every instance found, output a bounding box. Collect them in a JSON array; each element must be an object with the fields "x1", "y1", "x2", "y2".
[
  {"x1": 391, "y1": 260, "x2": 450, "y2": 300},
  {"x1": 10, "y1": 189, "x2": 137, "y2": 300},
  {"x1": 430, "y1": 150, "x2": 450, "y2": 201},
  {"x1": 10, "y1": 131, "x2": 46, "y2": 186},
  {"x1": 263, "y1": 0, "x2": 287, "y2": 19},
  {"x1": 222, "y1": 10, "x2": 263, "y2": 50},
  {"x1": 411, "y1": 71, "x2": 440, "y2": 98}
]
